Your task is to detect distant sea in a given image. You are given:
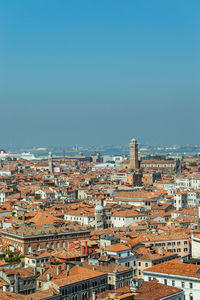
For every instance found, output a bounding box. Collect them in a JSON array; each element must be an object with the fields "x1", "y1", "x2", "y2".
[
  {"x1": 33, "y1": 149, "x2": 129, "y2": 158},
  {"x1": 32, "y1": 148, "x2": 200, "y2": 159}
]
